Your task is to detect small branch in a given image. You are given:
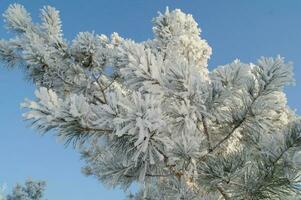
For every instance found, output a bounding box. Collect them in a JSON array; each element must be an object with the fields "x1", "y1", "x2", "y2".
[
  {"x1": 124, "y1": 173, "x2": 172, "y2": 178},
  {"x1": 54, "y1": 69, "x2": 74, "y2": 86},
  {"x1": 102, "y1": 75, "x2": 118, "y2": 90},
  {"x1": 216, "y1": 184, "x2": 230, "y2": 200},
  {"x1": 94, "y1": 95, "x2": 106, "y2": 104},
  {"x1": 79, "y1": 127, "x2": 113, "y2": 133},
  {"x1": 210, "y1": 120, "x2": 243, "y2": 153},
  {"x1": 197, "y1": 120, "x2": 244, "y2": 164},
  {"x1": 198, "y1": 89, "x2": 263, "y2": 163},
  {"x1": 200, "y1": 115, "x2": 212, "y2": 152},
  {"x1": 255, "y1": 136, "x2": 300, "y2": 192},
  {"x1": 92, "y1": 73, "x2": 107, "y2": 104}
]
